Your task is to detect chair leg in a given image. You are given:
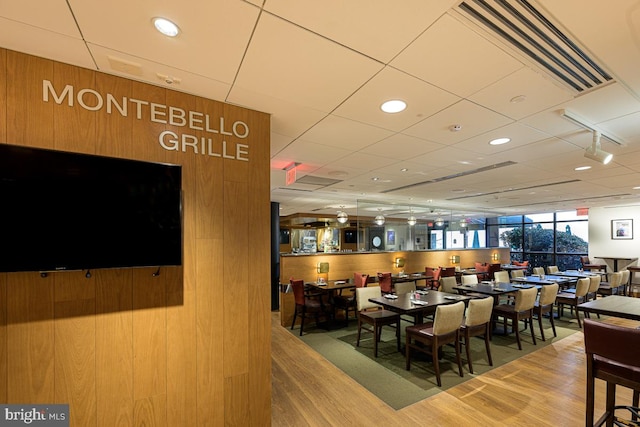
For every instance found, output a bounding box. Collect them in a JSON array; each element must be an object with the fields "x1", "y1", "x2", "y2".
[
  {"x1": 537, "y1": 310, "x2": 546, "y2": 342},
  {"x1": 586, "y1": 374, "x2": 595, "y2": 427},
  {"x1": 549, "y1": 308, "x2": 557, "y2": 337},
  {"x1": 395, "y1": 320, "x2": 401, "y2": 352},
  {"x1": 529, "y1": 312, "x2": 536, "y2": 345},
  {"x1": 374, "y1": 324, "x2": 379, "y2": 358},
  {"x1": 356, "y1": 318, "x2": 362, "y2": 347},
  {"x1": 291, "y1": 308, "x2": 298, "y2": 330},
  {"x1": 455, "y1": 331, "x2": 463, "y2": 378},
  {"x1": 606, "y1": 382, "x2": 616, "y2": 427},
  {"x1": 405, "y1": 335, "x2": 411, "y2": 370},
  {"x1": 484, "y1": 325, "x2": 493, "y2": 366},
  {"x1": 432, "y1": 341, "x2": 442, "y2": 387},
  {"x1": 464, "y1": 331, "x2": 473, "y2": 374},
  {"x1": 514, "y1": 317, "x2": 522, "y2": 350},
  {"x1": 575, "y1": 302, "x2": 582, "y2": 328}
]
